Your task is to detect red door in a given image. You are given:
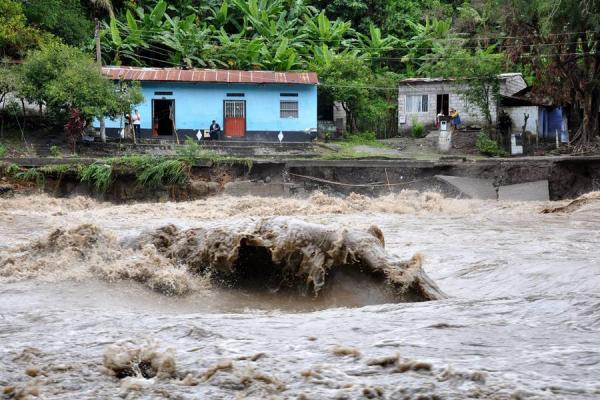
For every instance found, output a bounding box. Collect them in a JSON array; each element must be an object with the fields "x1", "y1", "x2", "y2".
[{"x1": 224, "y1": 100, "x2": 246, "y2": 137}]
